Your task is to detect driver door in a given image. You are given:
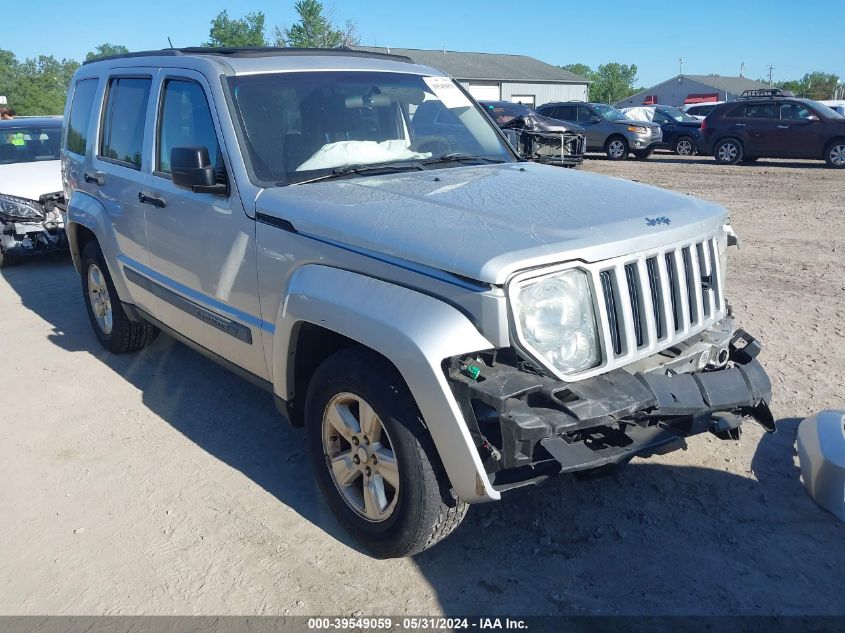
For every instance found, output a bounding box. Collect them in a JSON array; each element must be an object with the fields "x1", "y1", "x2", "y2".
[{"x1": 142, "y1": 70, "x2": 268, "y2": 379}]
